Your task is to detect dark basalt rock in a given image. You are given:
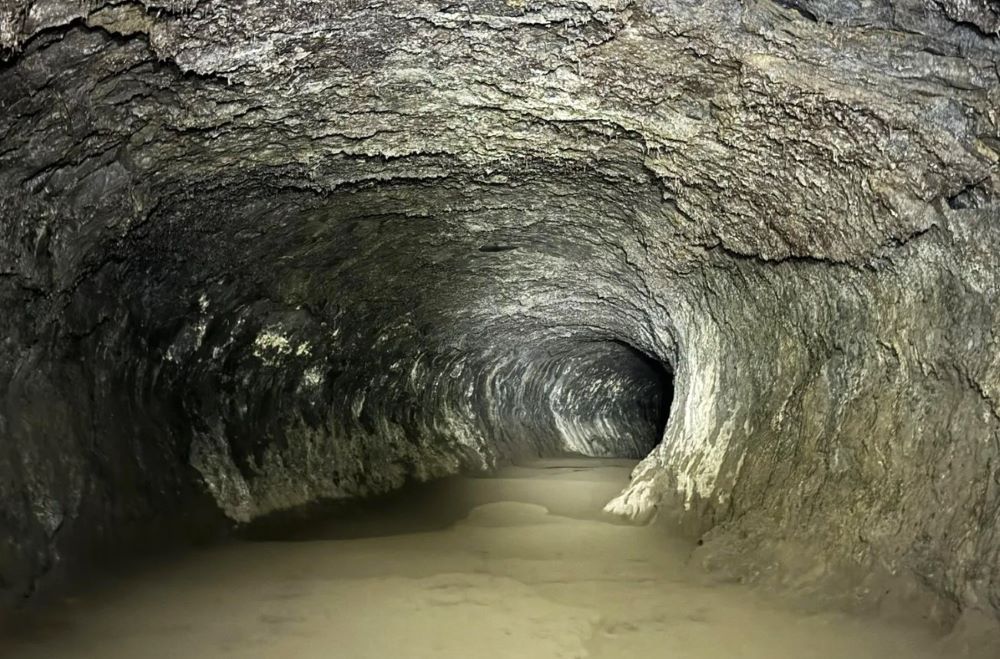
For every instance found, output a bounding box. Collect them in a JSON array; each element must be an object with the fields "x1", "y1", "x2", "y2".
[{"x1": 0, "y1": 0, "x2": 998, "y2": 636}]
